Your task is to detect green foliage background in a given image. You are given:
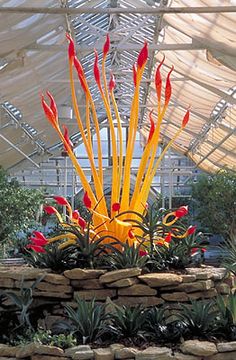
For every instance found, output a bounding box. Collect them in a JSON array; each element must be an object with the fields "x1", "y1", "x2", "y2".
[
  {"x1": 0, "y1": 167, "x2": 44, "y2": 246},
  {"x1": 191, "y1": 170, "x2": 236, "y2": 241}
]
